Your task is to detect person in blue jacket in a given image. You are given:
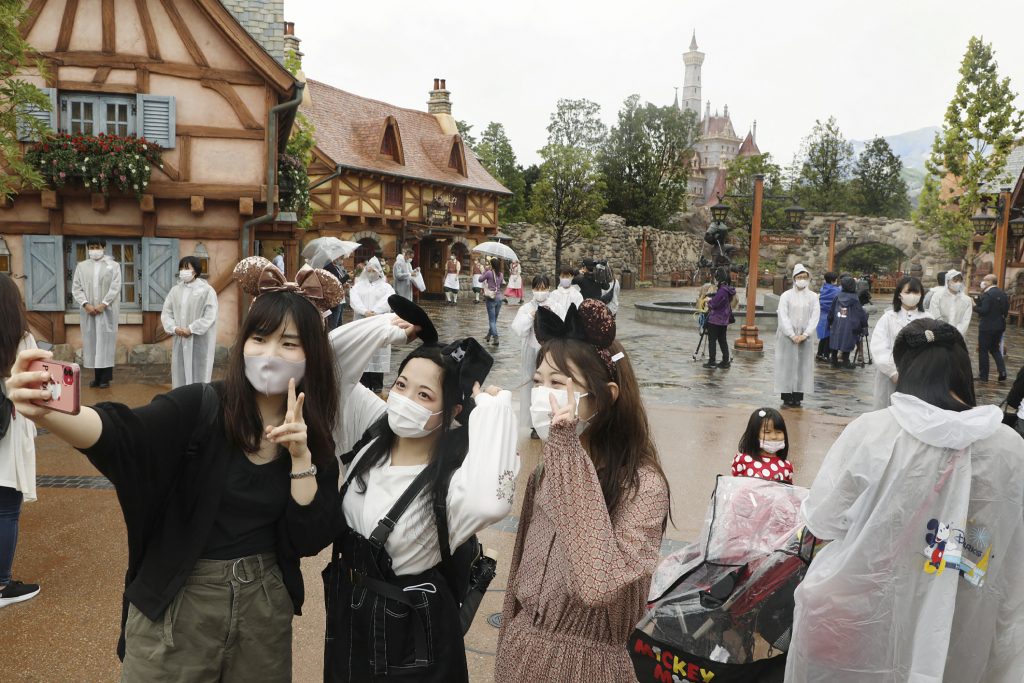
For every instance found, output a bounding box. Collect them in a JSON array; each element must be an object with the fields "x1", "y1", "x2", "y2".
[
  {"x1": 815, "y1": 271, "x2": 840, "y2": 362},
  {"x1": 828, "y1": 275, "x2": 869, "y2": 368}
]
